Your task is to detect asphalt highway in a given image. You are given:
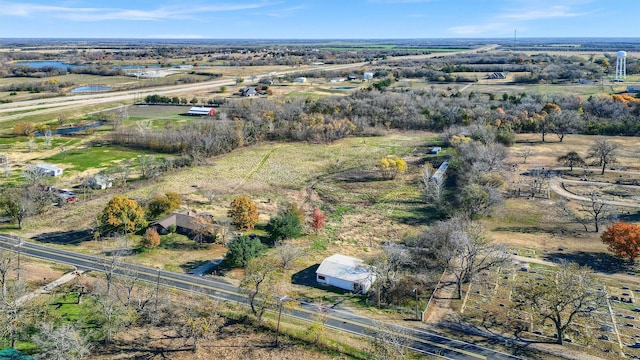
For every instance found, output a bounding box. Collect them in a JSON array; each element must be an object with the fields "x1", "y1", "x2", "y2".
[{"x1": 0, "y1": 234, "x2": 521, "y2": 360}]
